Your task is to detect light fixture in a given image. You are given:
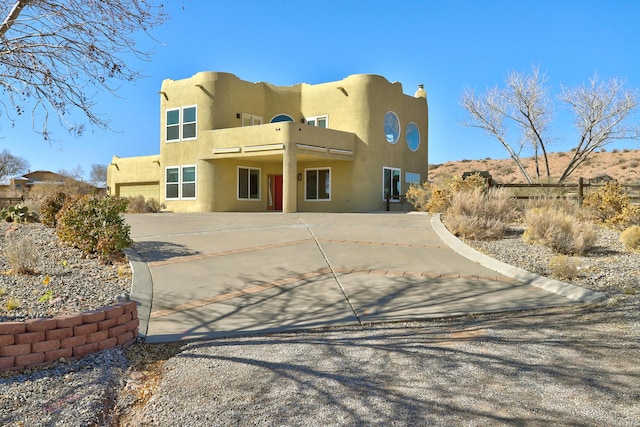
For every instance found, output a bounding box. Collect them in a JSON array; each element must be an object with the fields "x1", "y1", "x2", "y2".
[
  {"x1": 236, "y1": 113, "x2": 241, "y2": 119},
  {"x1": 158, "y1": 91, "x2": 168, "y2": 101}
]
